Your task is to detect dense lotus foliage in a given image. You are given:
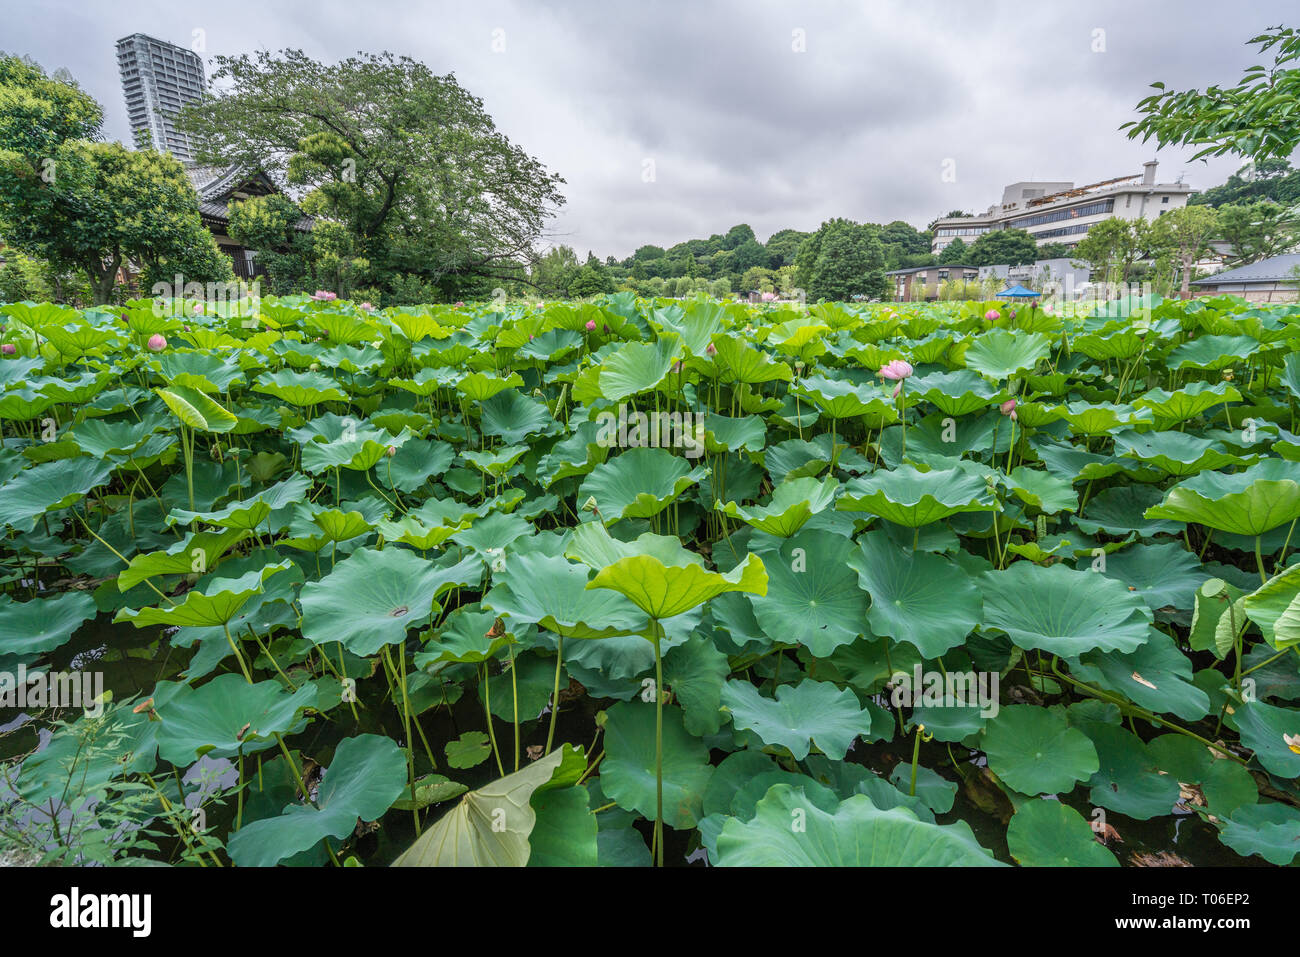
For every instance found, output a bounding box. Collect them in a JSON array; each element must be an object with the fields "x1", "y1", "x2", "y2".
[{"x1": 2, "y1": 290, "x2": 1300, "y2": 867}]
